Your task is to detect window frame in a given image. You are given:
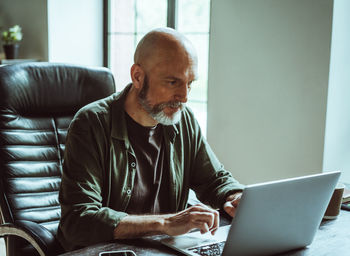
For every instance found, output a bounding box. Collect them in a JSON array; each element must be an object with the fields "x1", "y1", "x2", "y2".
[{"x1": 103, "y1": 0, "x2": 178, "y2": 67}]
